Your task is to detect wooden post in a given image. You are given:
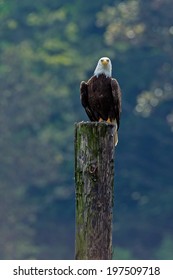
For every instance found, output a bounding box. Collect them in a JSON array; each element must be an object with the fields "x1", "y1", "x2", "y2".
[{"x1": 75, "y1": 121, "x2": 115, "y2": 260}]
